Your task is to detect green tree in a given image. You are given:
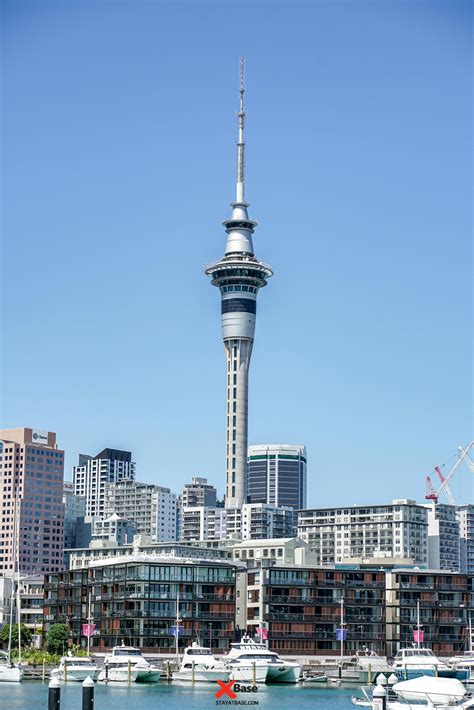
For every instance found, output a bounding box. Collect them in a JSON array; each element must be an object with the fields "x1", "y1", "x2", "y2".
[
  {"x1": 46, "y1": 624, "x2": 69, "y2": 655},
  {"x1": 0, "y1": 623, "x2": 32, "y2": 649}
]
